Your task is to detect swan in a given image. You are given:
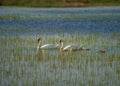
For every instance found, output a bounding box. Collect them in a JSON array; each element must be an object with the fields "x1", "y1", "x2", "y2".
[
  {"x1": 59, "y1": 39, "x2": 89, "y2": 51},
  {"x1": 37, "y1": 37, "x2": 59, "y2": 50}
]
